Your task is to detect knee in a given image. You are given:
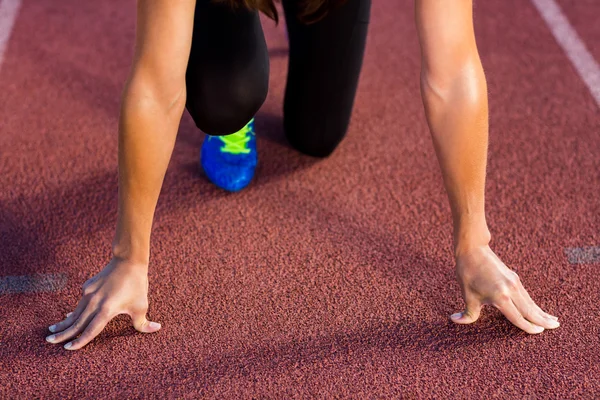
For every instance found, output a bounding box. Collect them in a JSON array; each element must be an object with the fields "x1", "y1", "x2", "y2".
[
  {"x1": 284, "y1": 117, "x2": 348, "y2": 158},
  {"x1": 186, "y1": 78, "x2": 268, "y2": 135}
]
